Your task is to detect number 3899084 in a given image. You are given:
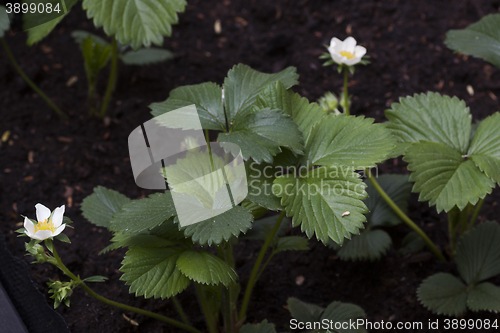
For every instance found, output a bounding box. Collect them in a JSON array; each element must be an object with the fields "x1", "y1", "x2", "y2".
[{"x1": 6, "y1": 2, "x2": 62, "y2": 14}]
